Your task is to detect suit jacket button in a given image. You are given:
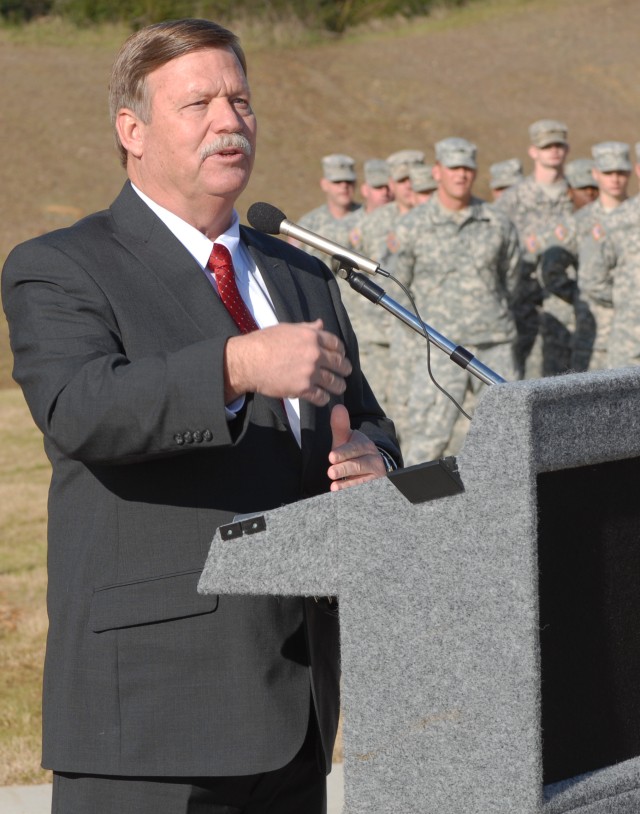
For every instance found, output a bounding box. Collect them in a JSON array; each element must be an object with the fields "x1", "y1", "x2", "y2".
[
  {"x1": 174, "y1": 433, "x2": 184, "y2": 445},
  {"x1": 203, "y1": 430, "x2": 213, "y2": 442},
  {"x1": 193, "y1": 430, "x2": 203, "y2": 443},
  {"x1": 183, "y1": 431, "x2": 193, "y2": 444}
]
